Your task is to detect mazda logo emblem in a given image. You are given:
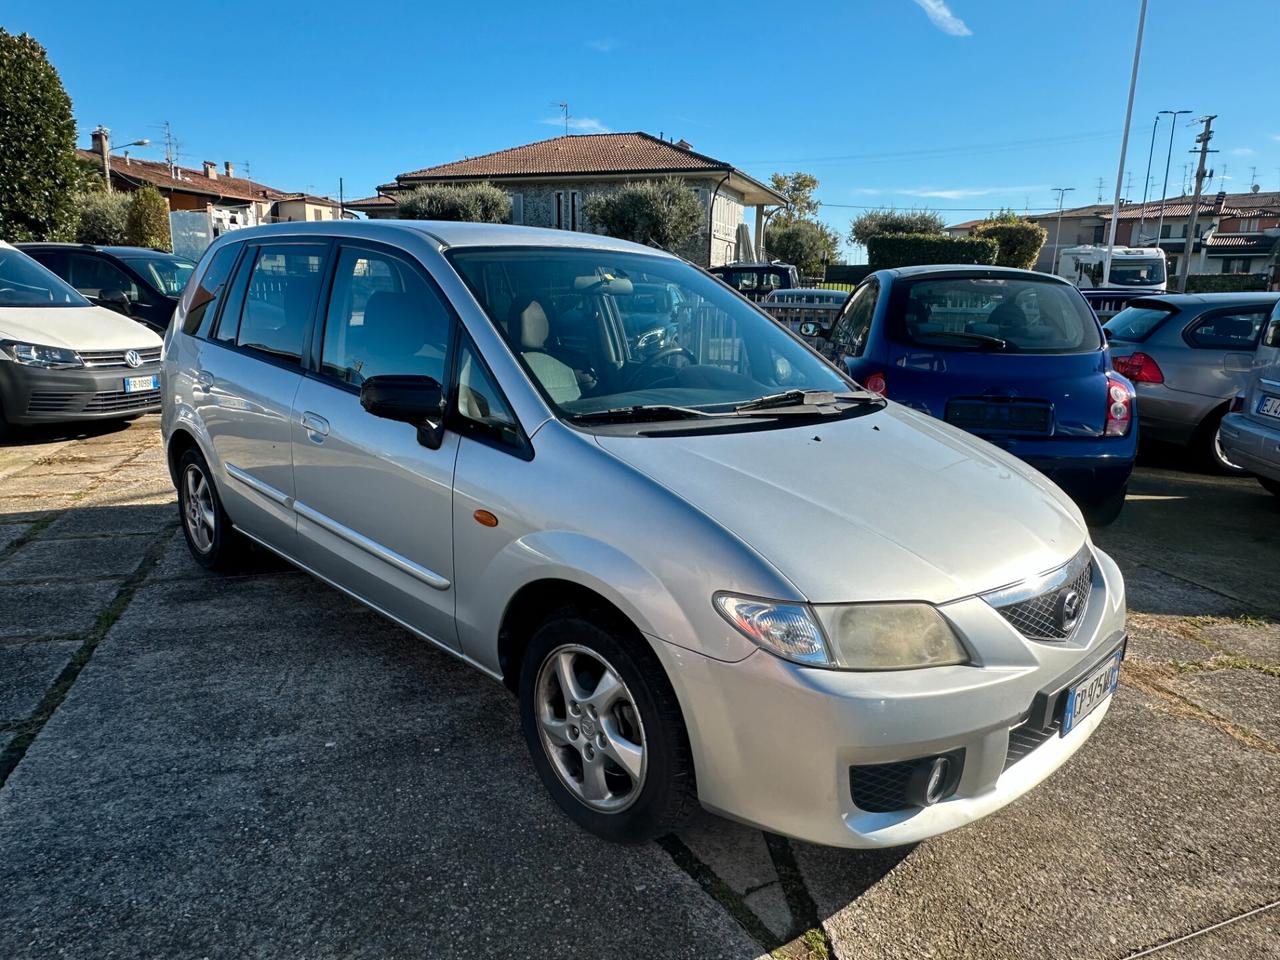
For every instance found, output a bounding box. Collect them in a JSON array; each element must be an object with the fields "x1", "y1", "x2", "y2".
[
  {"x1": 124, "y1": 349, "x2": 142, "y2": 368},
  {"x1": 1056, "y1": 589, "x2": 1082, "y2": 633}
]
